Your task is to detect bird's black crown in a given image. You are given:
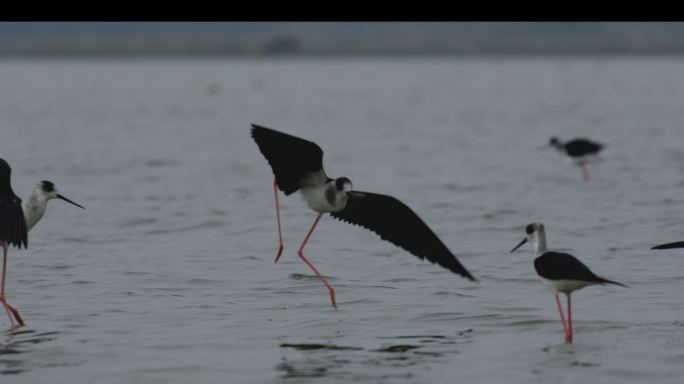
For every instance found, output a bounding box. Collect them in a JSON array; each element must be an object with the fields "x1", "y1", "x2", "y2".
[
  {"x1": 525, "y1": 223, "x2": 536, "y2": 235},
  {"x1": 335, "y1": 177, "x2": 352, "y2": 191},
  {"x1": 41, "y1": 180, "x2": 55, "y2": 192}
]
